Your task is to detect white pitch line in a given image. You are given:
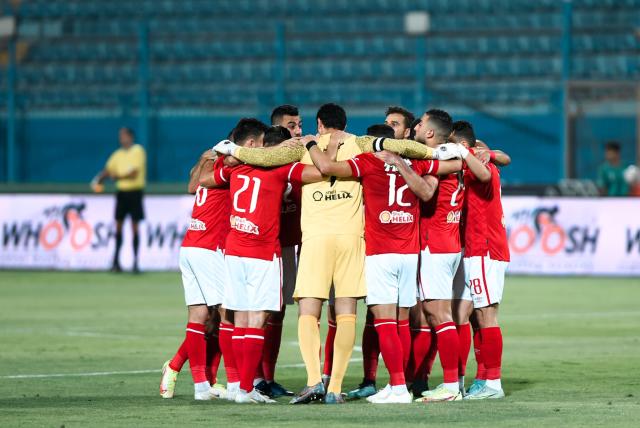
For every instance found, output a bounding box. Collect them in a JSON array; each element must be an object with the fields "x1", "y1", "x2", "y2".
[{"x1": 0, "y1": 359, "x2": 360, "y2": 380}]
